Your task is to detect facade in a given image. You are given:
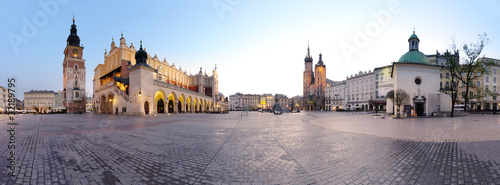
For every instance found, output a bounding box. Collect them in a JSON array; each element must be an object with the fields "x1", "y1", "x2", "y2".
[
  {"x1": 93, "y1": 36, "x2": 221, "y2": 115},
  {"x1": 275, "y1": 94, "x2": 289, "y2": 111},
  {"x1": 346, "y1": 71, "x2": 374, "y2": 111},
  {"x1": 474, "y1": 57, "x2": 500, "y2": 110},
  {"x1": 85, "y1": 96, "x2": 93, "y2": 112},
  {"x1": 303, "y1": 45, "x2": 328, "y2": 111},
  {"x1": 229, "y1": 93, "x2": 289, "y2": 111},
  {"x1": 390, "y1": 31, "x2": 442, "y2": 116},
  {"x1": 0, "y1": 86, "x2": 7, "y2": 113},
  {"x1": 372, "y1": 65, "x2": 394, "y2": 111},
  {"x1": 62, "y1": 16, "x2": 86, "y2": 113},
  {"x1": 24, "y1": 90, "x2": 56, "y2": 113},
  {"x1": 325, "y1": 80, "x2": 347, "y2": 111},
  {"x1": 288, "y1": 95, "x2": 303, "y2": 111},
  {"x1": 260, "y1": 94, "x2": 275, "y2": 110}
]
